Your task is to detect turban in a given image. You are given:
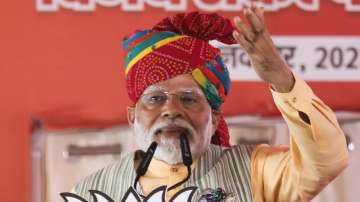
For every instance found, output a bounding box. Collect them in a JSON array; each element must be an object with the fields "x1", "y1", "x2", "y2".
[{"x1": 122, "y1": 12, "x2": 236, "y2": 147}]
